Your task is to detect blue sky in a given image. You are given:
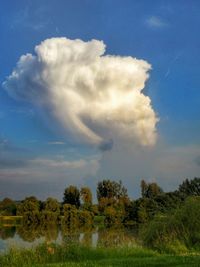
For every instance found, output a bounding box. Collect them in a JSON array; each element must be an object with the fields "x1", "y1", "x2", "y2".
[{"x1": 0, "y1": 0, "x2": 200, "y2": 200}]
